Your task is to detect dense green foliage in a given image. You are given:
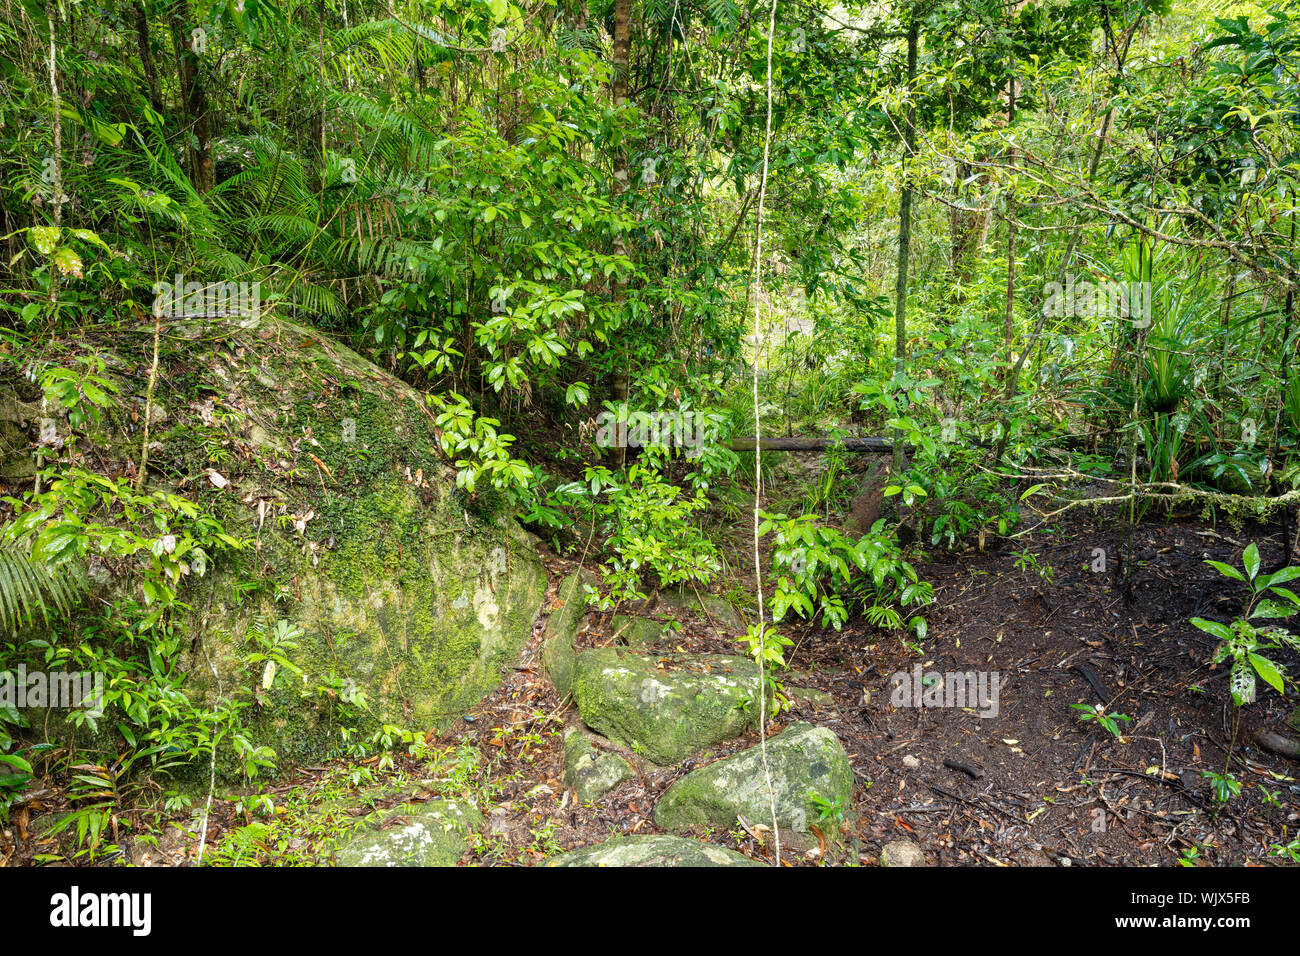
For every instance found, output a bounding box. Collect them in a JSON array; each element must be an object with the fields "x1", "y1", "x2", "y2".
[{"x1": 4, "y1": 0, "x2": 1300, "y2": 859}]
